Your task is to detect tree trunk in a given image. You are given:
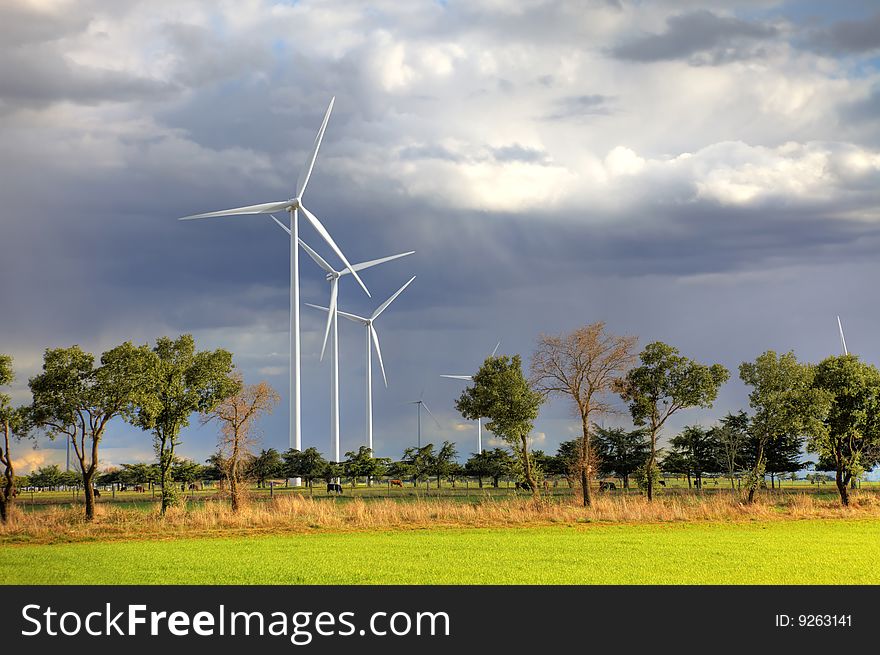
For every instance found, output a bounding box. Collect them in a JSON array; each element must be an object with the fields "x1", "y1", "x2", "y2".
[
  {"x1": 686, "y1": 473, "x2": 692, "y2": 489},
  {"x1": 521, "y1": 436, "x2": 539, "y2": 497},
  {"x1": 82, "y1": 467, "x2": 97, "y2": 521},
  {"x1": 646, "y1": 426, "x2": 657, "y2": 502},
  {"x1": 157, "y1": 434, "x2": 177, "y2": 514},
  {"x1": 623, "y1": 473, "x2": 629, "y2": 490},
  {"x1": 835, "y1": 469, "x2": 850, "y2": 506},
  {"x1": 580, "y1": 466, "x2": 590, "y2": 507},
  {"x1": 1, "y1": 422, "x2": 14, "y2": 524},
  {"x1": 746, "y1": 440, "x2": 765, "y2": 504}
]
